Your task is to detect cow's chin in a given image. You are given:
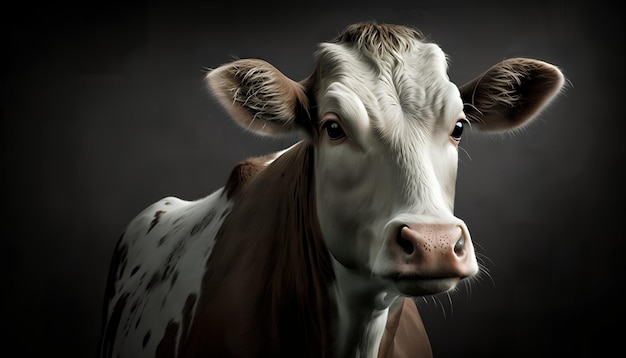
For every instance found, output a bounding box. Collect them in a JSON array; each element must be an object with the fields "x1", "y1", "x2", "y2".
[{"x1": 391, "y1": 276, "x2": 461, "y2": 296}]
